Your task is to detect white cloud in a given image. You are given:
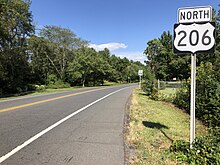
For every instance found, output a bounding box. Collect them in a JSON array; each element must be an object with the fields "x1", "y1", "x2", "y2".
[
  {"x1": 89, "y1": 42, "x2": 127, "y2": 51},
  {"x1": 89, "y1": 42, "x2": 146, "y2": 64}
]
